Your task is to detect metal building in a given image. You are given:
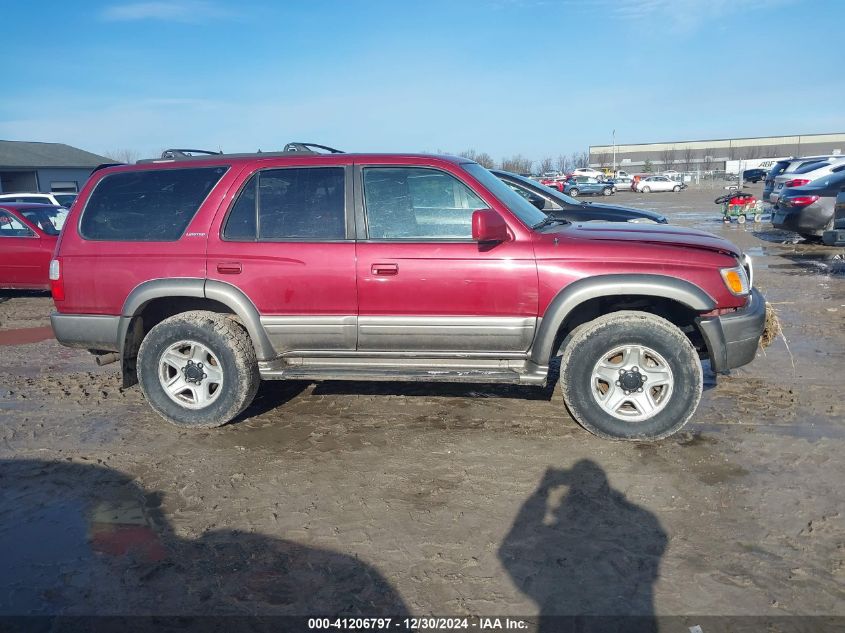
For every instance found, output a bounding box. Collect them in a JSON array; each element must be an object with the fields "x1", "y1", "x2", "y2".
[
  {"x1": 0, "y1": 140, "x2": 112, "y2": 194},
  {"x1": 589, "y1": 133, "x2": 845, "y2": 173}
]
